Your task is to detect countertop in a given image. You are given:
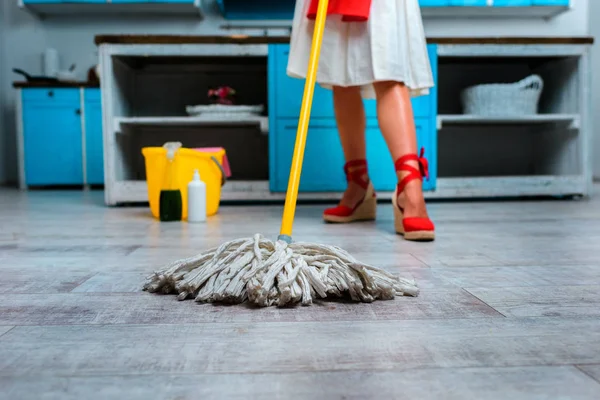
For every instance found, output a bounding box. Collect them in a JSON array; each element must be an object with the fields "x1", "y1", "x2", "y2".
[{"x1": 94, "y1": 34, "x2": 594, "y2": 46}]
